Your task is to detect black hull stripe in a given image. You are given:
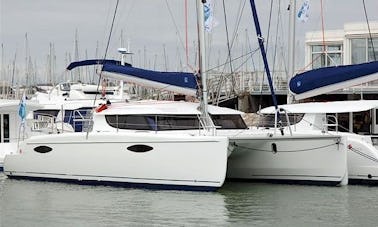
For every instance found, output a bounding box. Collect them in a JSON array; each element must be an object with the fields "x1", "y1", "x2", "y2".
[
  {"x1": 6, "y1": 175, "x2": 219, "y2": 191},
  {"x1": 226, "y1": 178, "x2": 342, "y2": 186},
  {"x1": 5, "y1": 171, "x2": 221, "y2": 184}
]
